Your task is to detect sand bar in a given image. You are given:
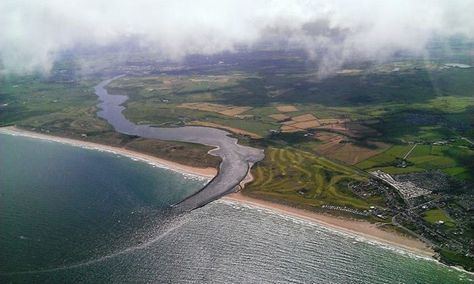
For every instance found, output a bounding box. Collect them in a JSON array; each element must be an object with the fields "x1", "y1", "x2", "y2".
[{"x1": 0, "y1": 126, "x2": 217, "y2": 179}]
